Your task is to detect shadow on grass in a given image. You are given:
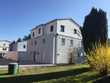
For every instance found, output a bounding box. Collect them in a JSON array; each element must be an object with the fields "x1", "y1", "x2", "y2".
[
  {"x1": 0, "y1": 67, "x2": 89, "y2": 83},
  {"x1": 0, "y1": 73, "x2": 8, "y2": 75},
  {"x1": 93, "y1": 75, "x2": 110, "y2": 83}
]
